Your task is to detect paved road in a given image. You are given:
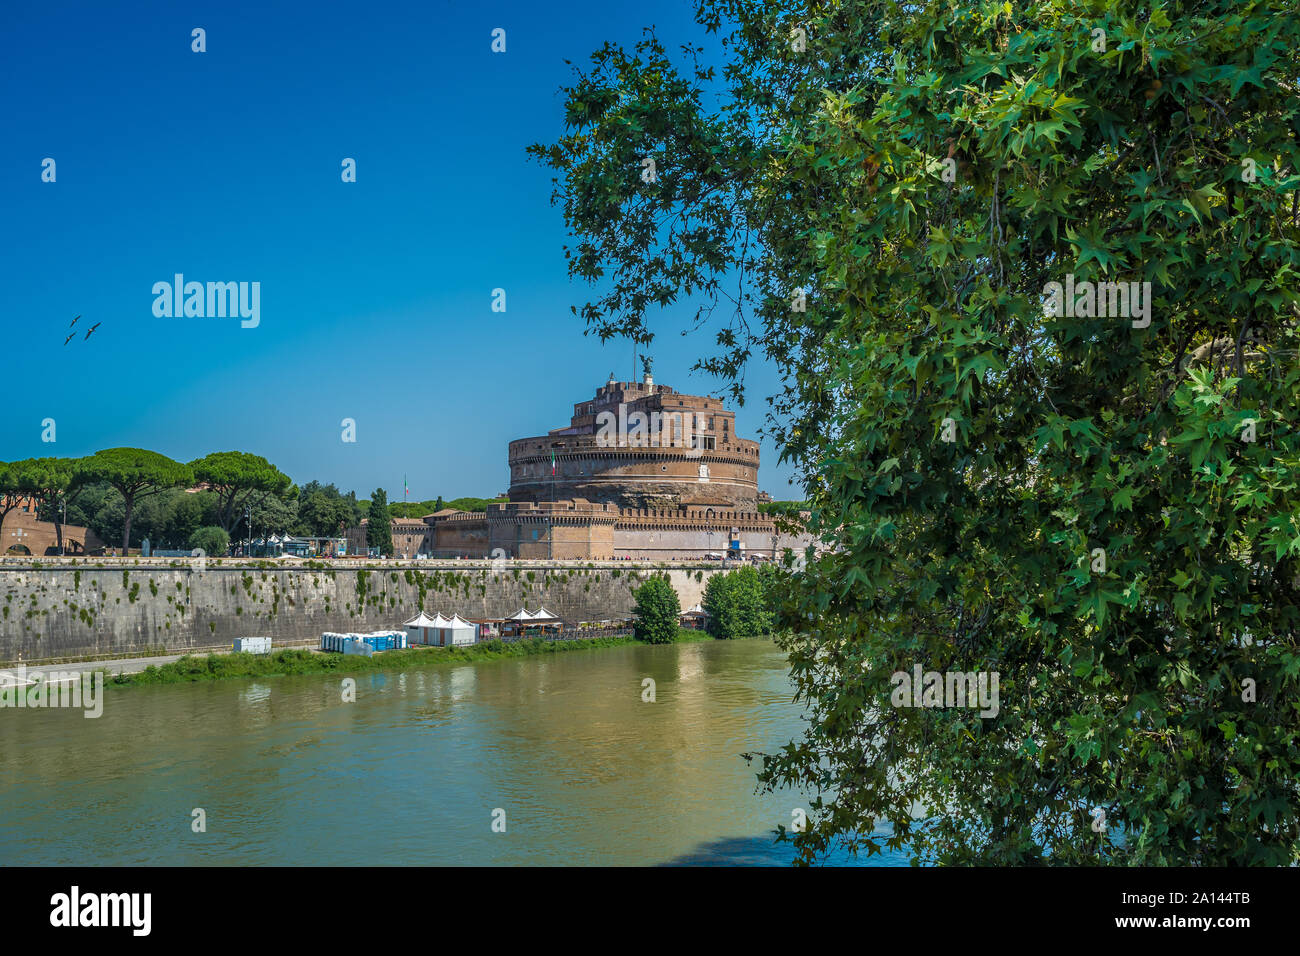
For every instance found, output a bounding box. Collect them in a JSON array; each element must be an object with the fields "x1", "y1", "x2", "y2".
[{"x1": 7, "y1": 642, "x2": 319, "y2": 679}]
